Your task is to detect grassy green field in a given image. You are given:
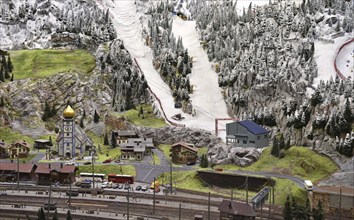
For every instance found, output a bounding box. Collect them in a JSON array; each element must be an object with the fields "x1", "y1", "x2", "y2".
[
  {"x1": 78, "y1": 164, "x2": 135, "y2": 177},
  {"x1": 157, "y1": 144, "x2": 171, "y2": 161},
  {"x1": 152, "y1": 151, "x2": 161, "y2": 165},
  {"x1": 114, "y1": 104, "x2": 167, "y2": 128},
  {"x1": 9, "y1": 49, "x2": 96, "y2": 79},
  {"x1": 86, "y1": 131, "x2": 121, "y2": 162},
  {"x1": 273, "y1": 178, "x2": 307, "y2": 205},
  {"x1": 0, "y1": 127, "x2": 35, "y2": 147},
  {"x1": 215, "y1": 146, "x2": 338, "y2": 183}
]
